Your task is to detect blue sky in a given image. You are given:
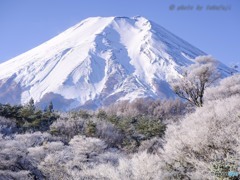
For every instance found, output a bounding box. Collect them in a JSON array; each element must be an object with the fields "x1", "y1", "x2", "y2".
[{"x1": 0, "y1": 0, "x2": 240, "y2": 66}]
